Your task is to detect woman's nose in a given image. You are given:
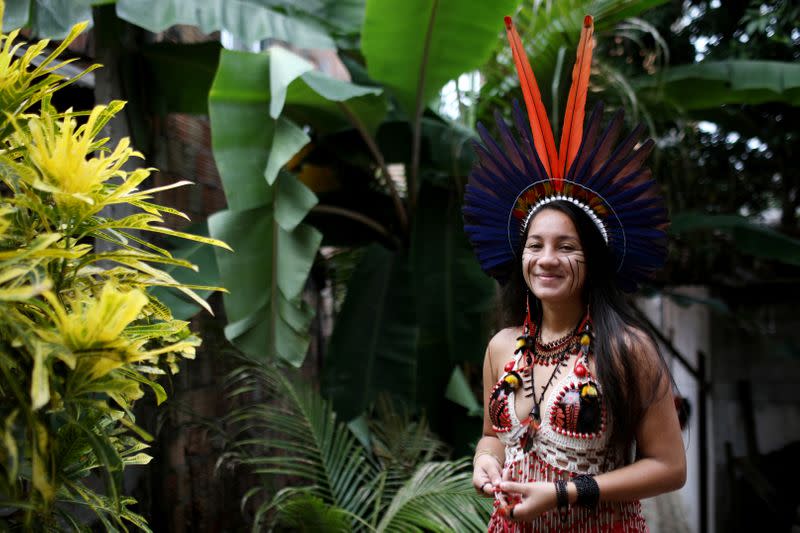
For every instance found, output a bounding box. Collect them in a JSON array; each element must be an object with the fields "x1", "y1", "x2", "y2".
[{"x1": 539, "y1": 247, "x2": 559, "y2": 264}]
